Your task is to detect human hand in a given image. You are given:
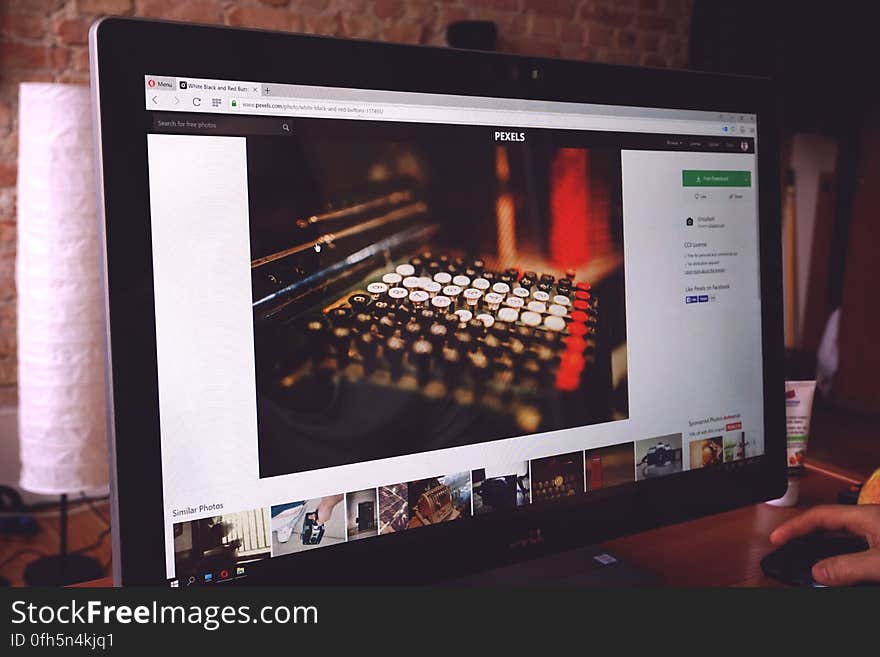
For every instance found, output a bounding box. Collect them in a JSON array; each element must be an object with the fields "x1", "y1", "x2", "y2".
[{"x1": 770, "y1": 504, "x2": 880, "y2": 586}]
